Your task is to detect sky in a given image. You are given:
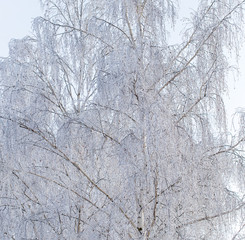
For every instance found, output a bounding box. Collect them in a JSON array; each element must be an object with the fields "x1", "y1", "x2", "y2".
[
  {"x1": 0, "y1": 0, "x2": 244, "y2": 132},
  {"x1": 0, "y1": 0, "x2": 42, "y2": 57}
]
